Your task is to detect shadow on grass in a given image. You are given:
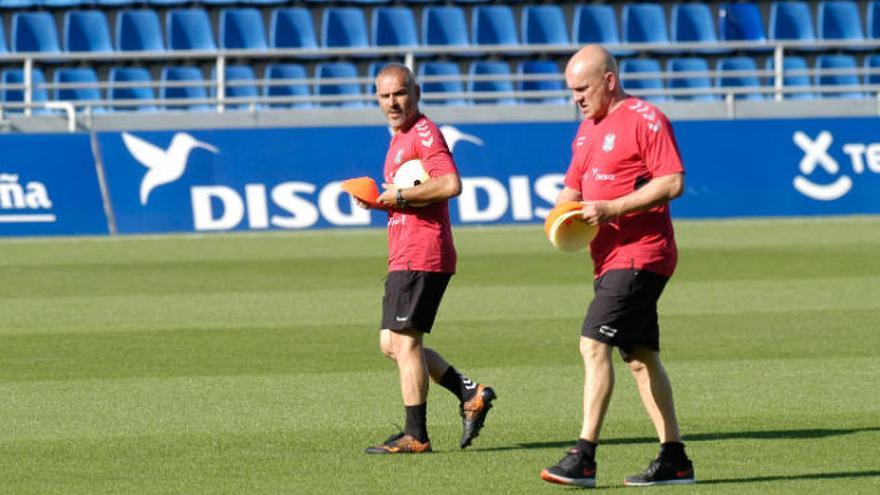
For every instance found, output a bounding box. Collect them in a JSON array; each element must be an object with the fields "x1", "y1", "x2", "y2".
[
  {"x1": 700, "y1": 470, "x2": 880, "y2": 485},
  {"x1": 482, "y1": 426, "x2": 880, "y2": 452}
]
